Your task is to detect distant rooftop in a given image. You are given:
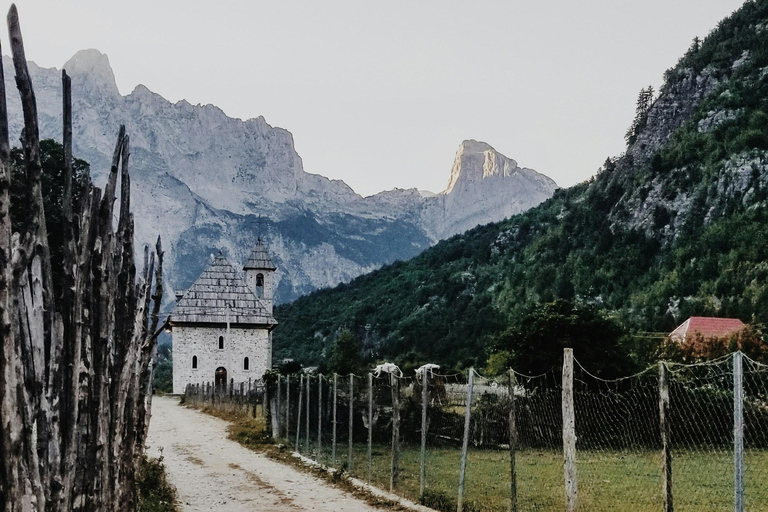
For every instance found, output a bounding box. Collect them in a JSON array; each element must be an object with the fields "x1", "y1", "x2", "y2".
[
  {"x1": 669, "y1": 316, "x2": 746, "y2": 344},
  {"x1": 243, "y1": 238, "x2": 277, "y2": 271},
  {"x1": 169, "y1": 253, "x2": 276, "y2": 327}
]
